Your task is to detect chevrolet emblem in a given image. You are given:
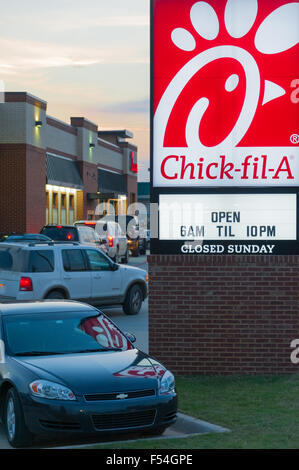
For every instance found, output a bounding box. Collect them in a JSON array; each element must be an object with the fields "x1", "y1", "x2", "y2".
[{"x1": 116, "y1": 393, "x2": 128, "y2": 400}]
